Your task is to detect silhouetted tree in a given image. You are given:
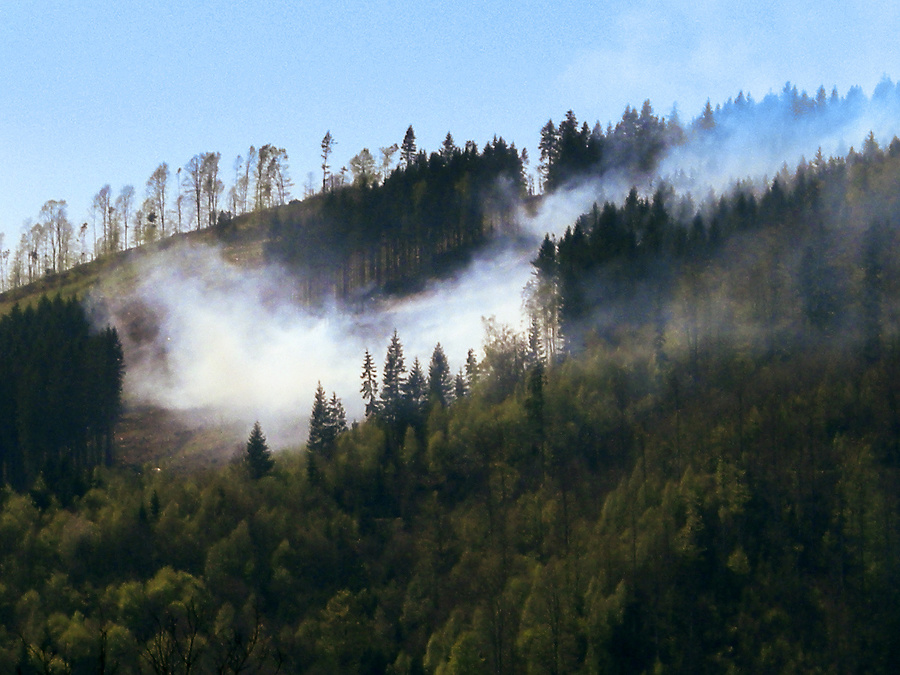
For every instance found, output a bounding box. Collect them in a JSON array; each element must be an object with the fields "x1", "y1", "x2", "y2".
[
  {"x1": 361, "y1": 349, "x2": 379, "y2": 419},
  {"x1": 380, "y1": 331, "x2": 406, "y2": 426},
  {"x1": 244, "y1": 421, "x2": 273, "y2": 479},
  {"x1": 403, "y1": 357, "x2": 428, "y2": 422},
  {"x1": 428, "y1": 343, "x2": 453, "y2": 408},
  {"x1": 308, "y1": 382, "x2": 331, "y2": 456},
  {"x1": 401, "y1": 126, "x2": 417, "y2": 169},
  {"x1": 321, "y1": 131, "x2": 335, "y2": 191}
]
